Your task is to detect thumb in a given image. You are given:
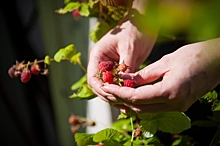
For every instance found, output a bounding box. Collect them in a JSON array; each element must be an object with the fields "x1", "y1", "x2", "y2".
[{"x1": 132, "y1": 59, "x2": 168, "y2": 86}]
